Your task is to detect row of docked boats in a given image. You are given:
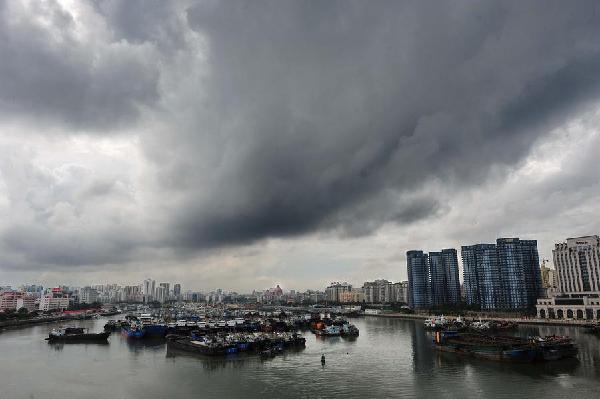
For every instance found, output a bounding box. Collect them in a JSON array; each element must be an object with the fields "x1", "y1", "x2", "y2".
[
  {"x1": 424, "y1": 316, "x2": 517, "y2": 333},
  {"x1": 106, "y1": 311, "x2": 337, "y2": 339},
  {"x1": 167, "y1": 331, "x2": 306, "y2": 357},
  {"x1": 432, "y1": 330, "x2": 578, "y2": 363}
]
